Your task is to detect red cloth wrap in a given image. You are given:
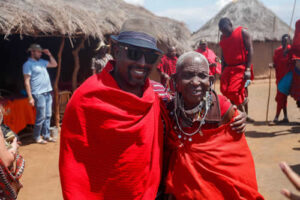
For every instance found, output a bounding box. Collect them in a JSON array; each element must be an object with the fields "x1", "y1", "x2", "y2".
[
  {"x1": 196, "y1": 48, "x2": 221, "y2": 75},
  {"x1": 276, "y1": 90, "x2": 288, "y2": 110},
  {"x1": 157, "y1": 55, "x2": 178, "y2": 91},
  {"x1": 165, "y1": 109, "x2": 263, "y2": 200},
  {"x1": 59, "y1": 61, "x2": 163, "y2": 200},
  {"x1": 219, "y1": 27, "x2": 253, "y2": 105},
  {"x1": 220, "y1": 65, "x2": 246, "y2": 105},
  {"x1": 290, "y1": 20, "x2": 300, "y2": 100}
]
